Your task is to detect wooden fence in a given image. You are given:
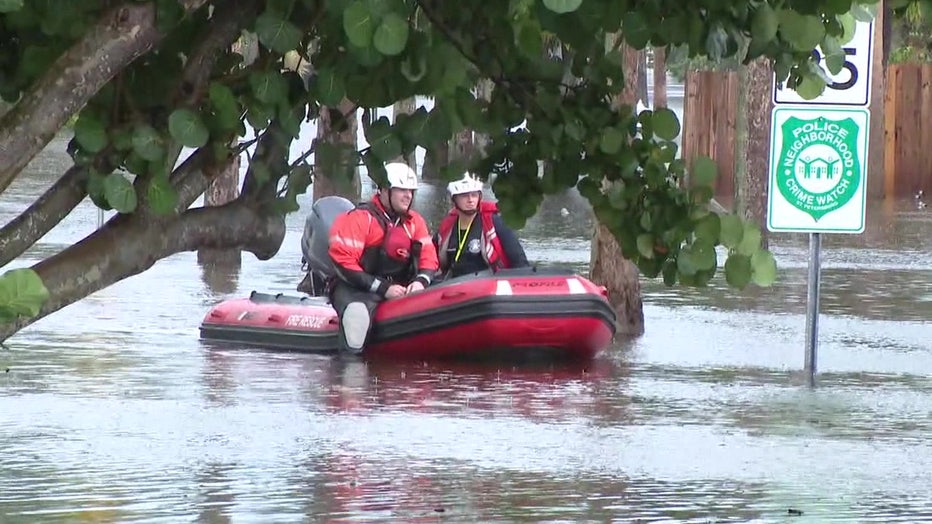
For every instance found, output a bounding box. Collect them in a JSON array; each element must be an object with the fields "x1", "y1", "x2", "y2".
[
  {"x1": 884, "y1": 63, "x2": 932, "y2": 198},
  {"x1": 681, "y1": 70, "x2": 738, "y2": 207},
  {"x1": 682, "y1": 64, "x2": 932, "y2": 202}
]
